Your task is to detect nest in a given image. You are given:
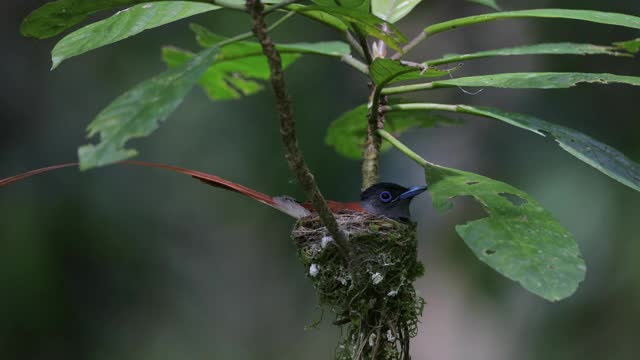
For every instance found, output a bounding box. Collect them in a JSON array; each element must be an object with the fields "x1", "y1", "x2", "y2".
[{"x1": 292, "y1": 211, "x2": 425, "y2": 360}]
